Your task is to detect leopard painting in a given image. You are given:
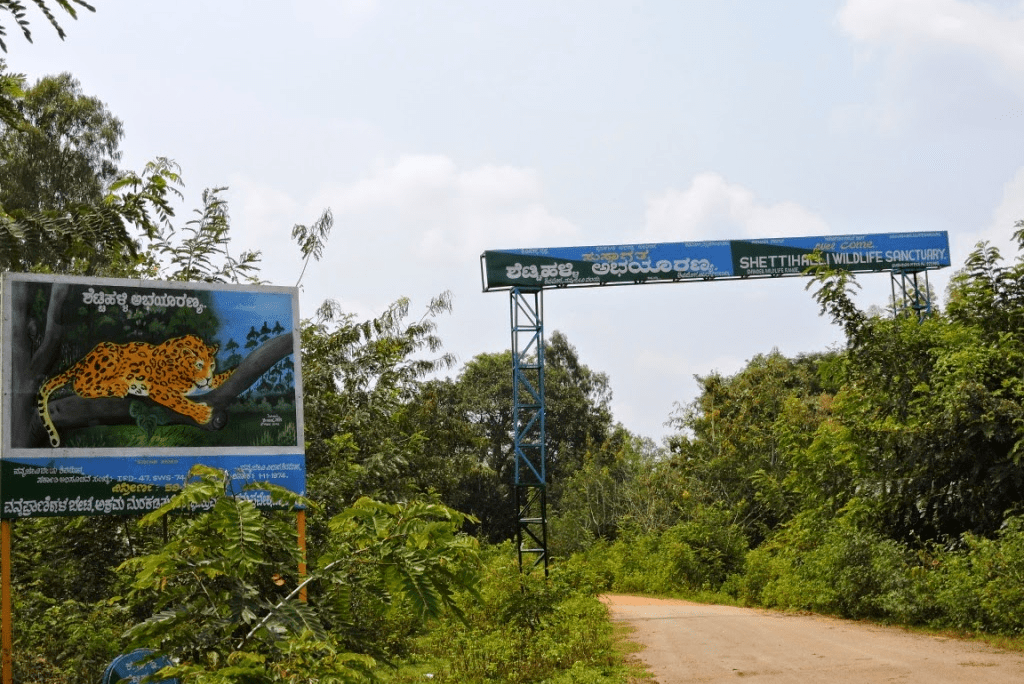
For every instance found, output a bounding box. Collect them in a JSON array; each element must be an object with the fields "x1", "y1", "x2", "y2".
[{"x1": 37, "y1": 334, "x2": 233, "y2": 447}]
